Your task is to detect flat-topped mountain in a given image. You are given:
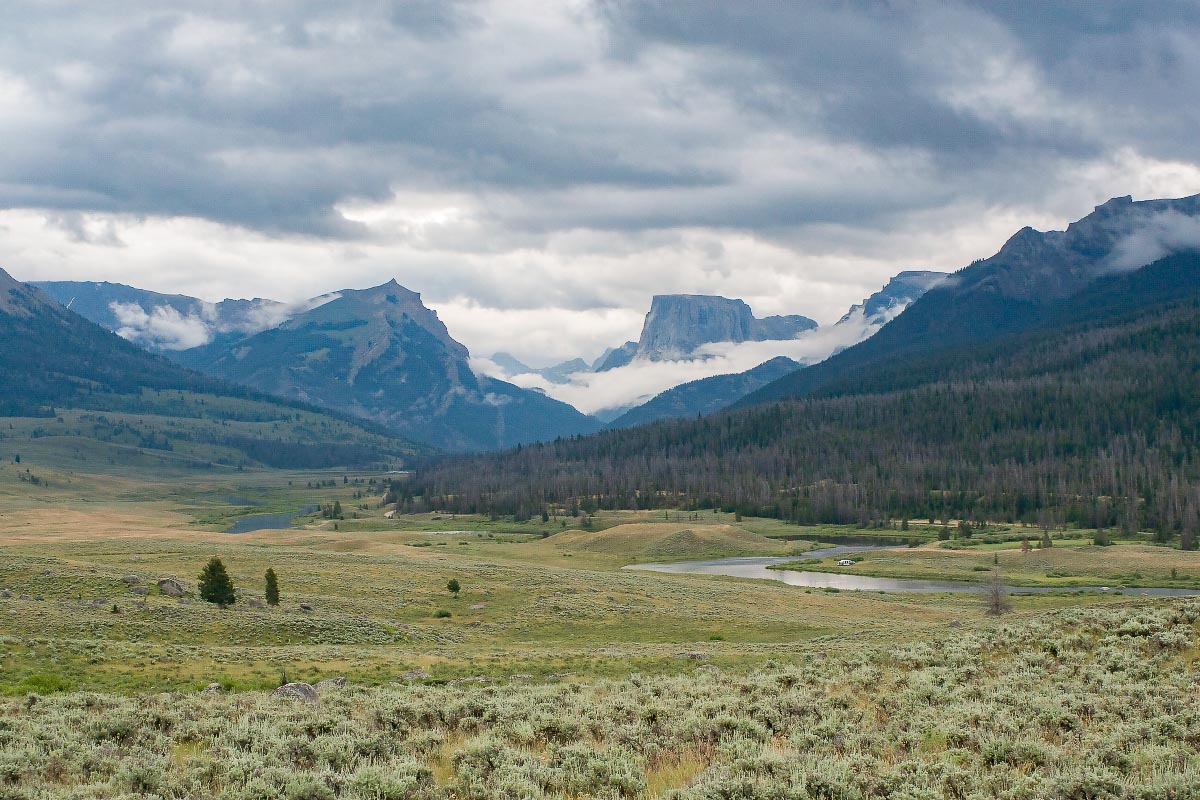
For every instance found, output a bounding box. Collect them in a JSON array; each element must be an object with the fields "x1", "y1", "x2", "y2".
[
  {"x1": 176, "y1": 279, "x2": 599, "y2": 451},
  {"x1": 596, "y1": 295, "x2": 817, "y2": 370}
]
